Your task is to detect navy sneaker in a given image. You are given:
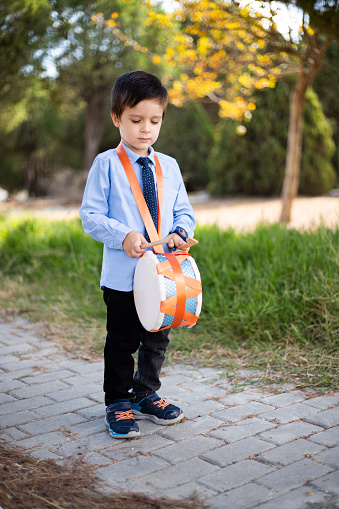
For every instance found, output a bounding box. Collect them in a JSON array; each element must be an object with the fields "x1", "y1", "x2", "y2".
[
  {"x1": 105, "y1": 399, "x2": 140, "y2": 439},
  {"x1": 131, "y1": 392, "x2": 184, "y2": 425}
]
